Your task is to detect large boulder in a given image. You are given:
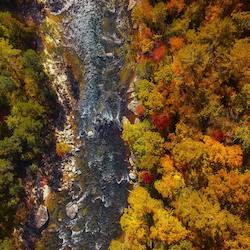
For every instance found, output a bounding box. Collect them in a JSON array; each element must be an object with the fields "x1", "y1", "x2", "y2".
[
  {"x1": 87, "y1": 130, "x2": 94, "y2": 138},
  {"x1": 35, "y1": 205, "x2": 49, "y2": 229},
  {"x1": 66, "y1": 202, "x2": 78, "y2": 219},
  {"x1": 129, "y1": 171, "x2": 137, "y2": 181}
]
